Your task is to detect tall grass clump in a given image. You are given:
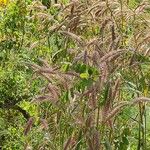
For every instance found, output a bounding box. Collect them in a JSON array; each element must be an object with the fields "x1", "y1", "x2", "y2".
[
  {"x1": 25, "y1": 0, "x2": 150, "y2": 149},
  {"x1": 23, "y1": 1, "x2": 150, "y2": 149}
]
